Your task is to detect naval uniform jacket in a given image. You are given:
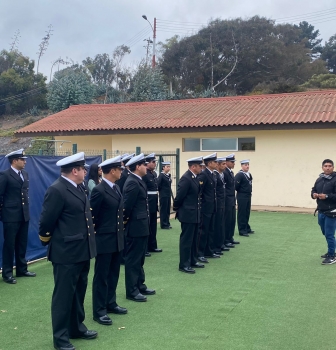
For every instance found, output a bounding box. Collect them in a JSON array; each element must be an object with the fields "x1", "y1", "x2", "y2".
[
  {"x1": 39, "y1": 176, "x2": 97, "y2": 264},
  {"x1": 157, "y1": 172, "x2": 172, "y2": 198},
  {"x1": 223, "y1": 168, "x2": 236, "y2": 207},
  {"x1": 142, "y1": 169, "x2": 158, "y2": 213},
  {"x1": 0, "y1": 168, "x2": 30, "y2": 222},
  {"x1": 123, "y1": 173, "x2": 150, "y2": 237},
  {"x1": 214, "y1": 170, "x2": 225, "y2": 210},
  {"x1": 90, "y1": 180, "x2": 124, "y2": 254},
  {"x1": 116, "y1": 168, "x2": 131, "y2": 193},
  {"x1": 198, "y1": 168, "x2": 217, "y2": 214},
  {"x1": 235, "y1": 171, "x2": 253, "y2": 196},
  {"x1": 173, "y1": 170, "x2": 201, "y2": 224}
]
